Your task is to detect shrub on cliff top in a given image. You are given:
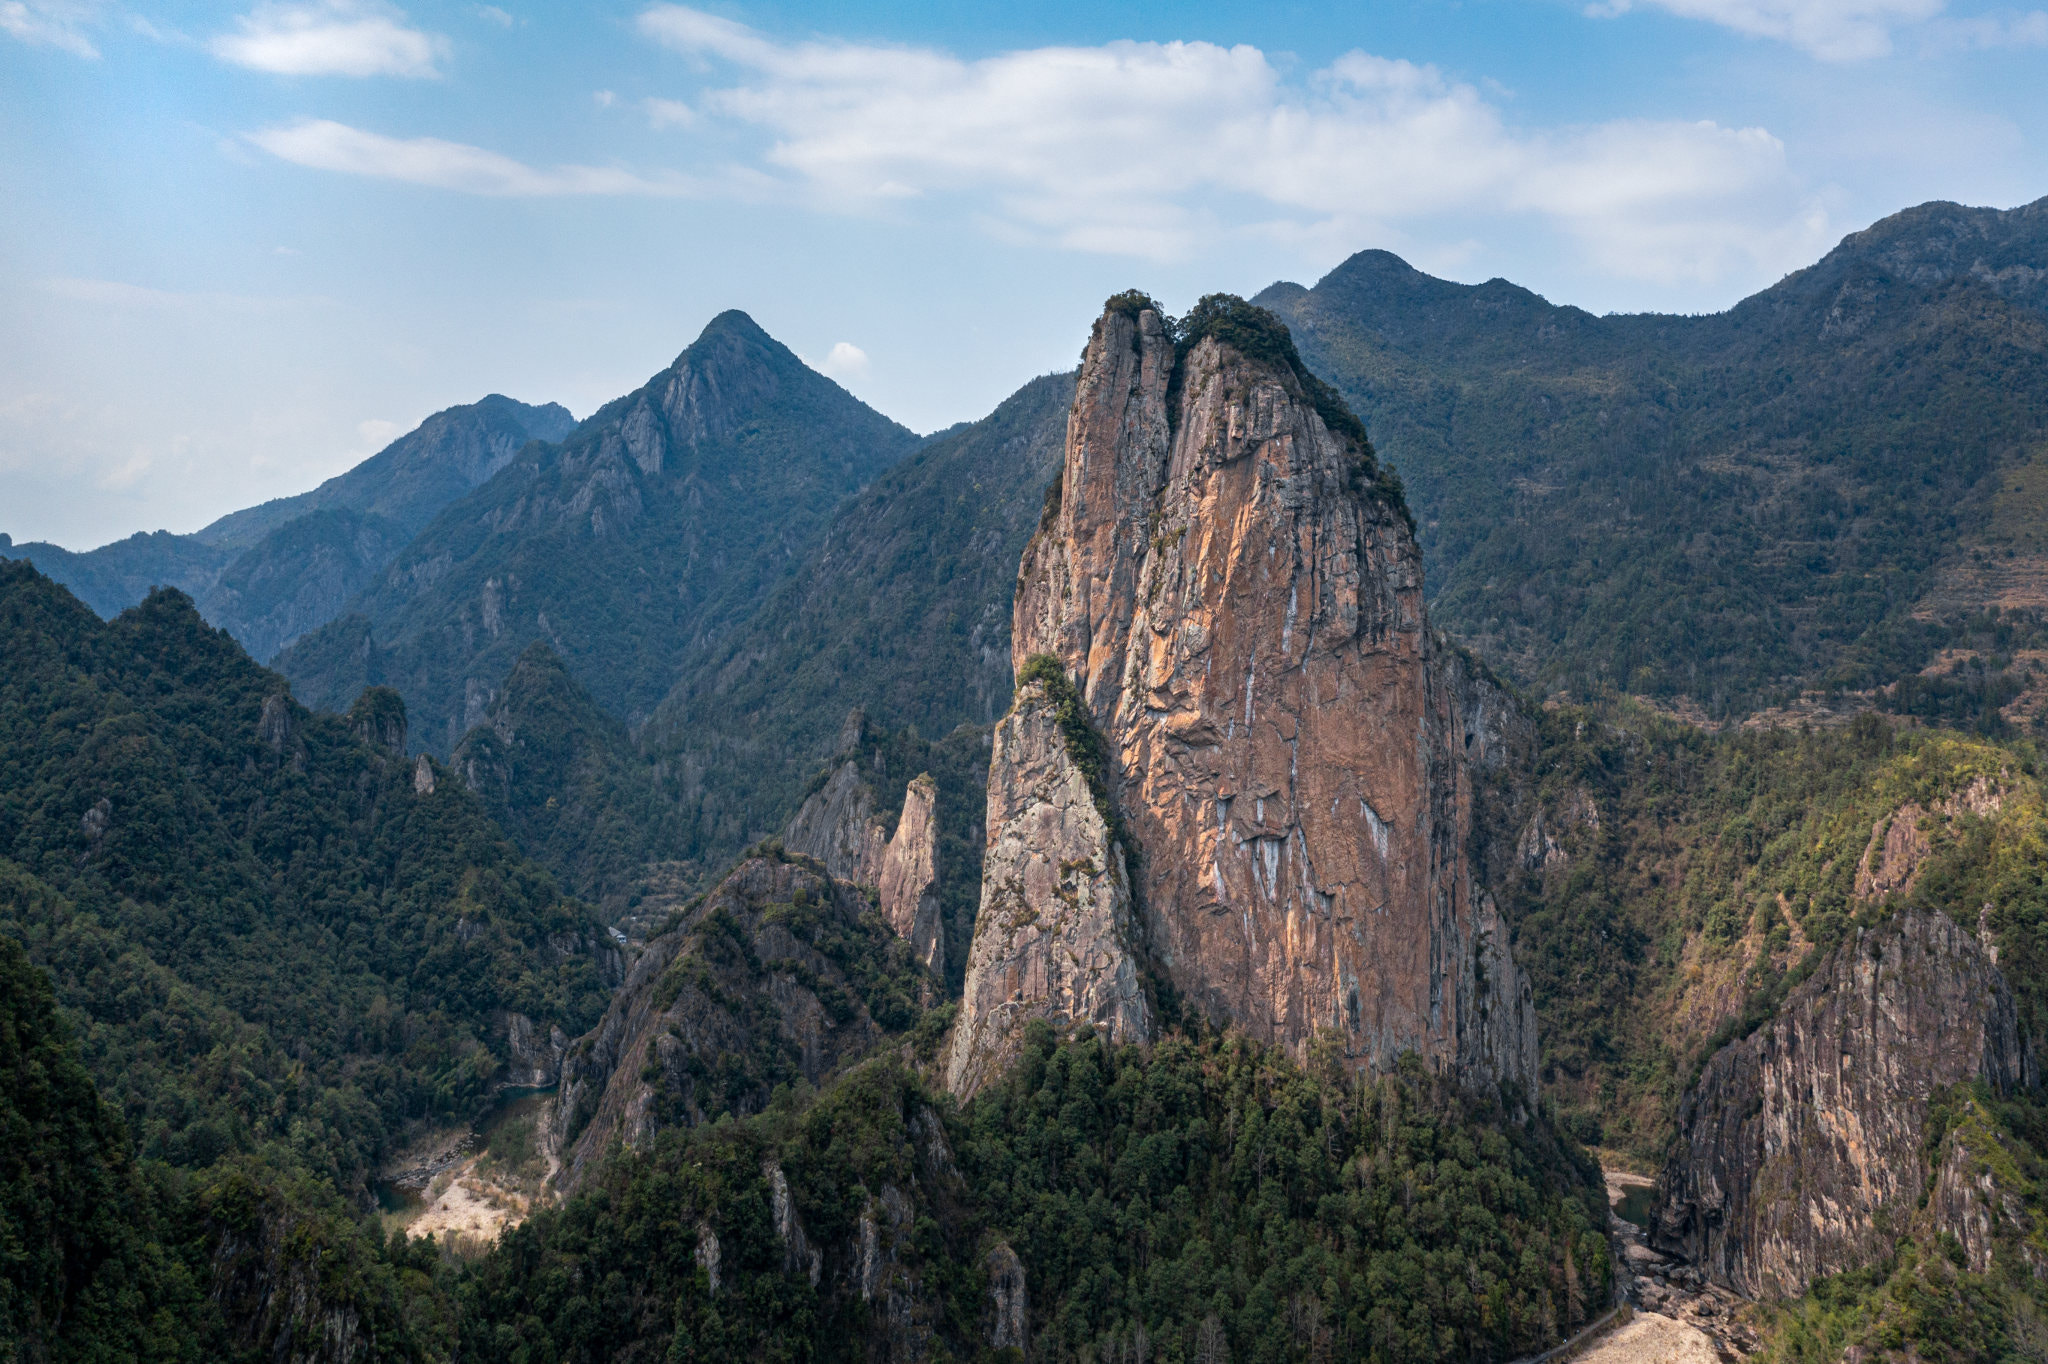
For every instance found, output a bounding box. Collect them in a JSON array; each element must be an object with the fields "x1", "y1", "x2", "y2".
[
  {"x1": 1099, "y1": 290, "x2": 1413, "y2": 529},
  {"x1": 1016, "y1": 653, "x2": 1125, "y2": 846}
]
